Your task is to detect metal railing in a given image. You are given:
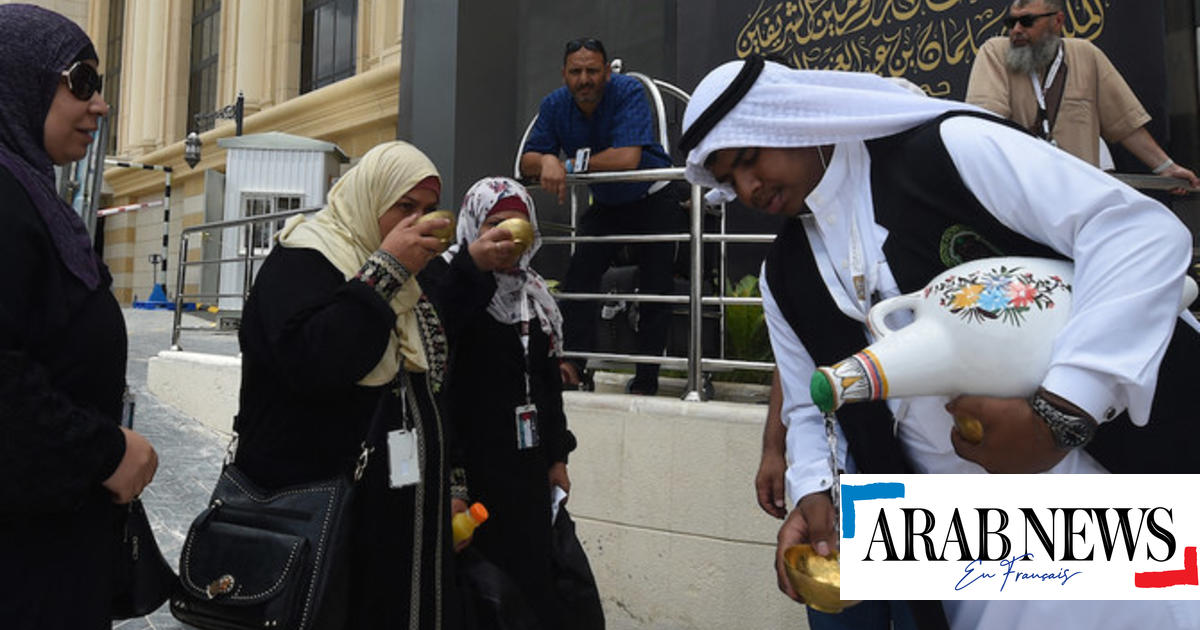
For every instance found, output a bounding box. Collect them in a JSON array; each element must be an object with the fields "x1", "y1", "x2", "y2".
[
  {"x1": 546, "y1": 168, "x2": 776, "y2": 401},
  {"x1": 170, "y1": 206, "x2": 320, "y2": 349}
]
